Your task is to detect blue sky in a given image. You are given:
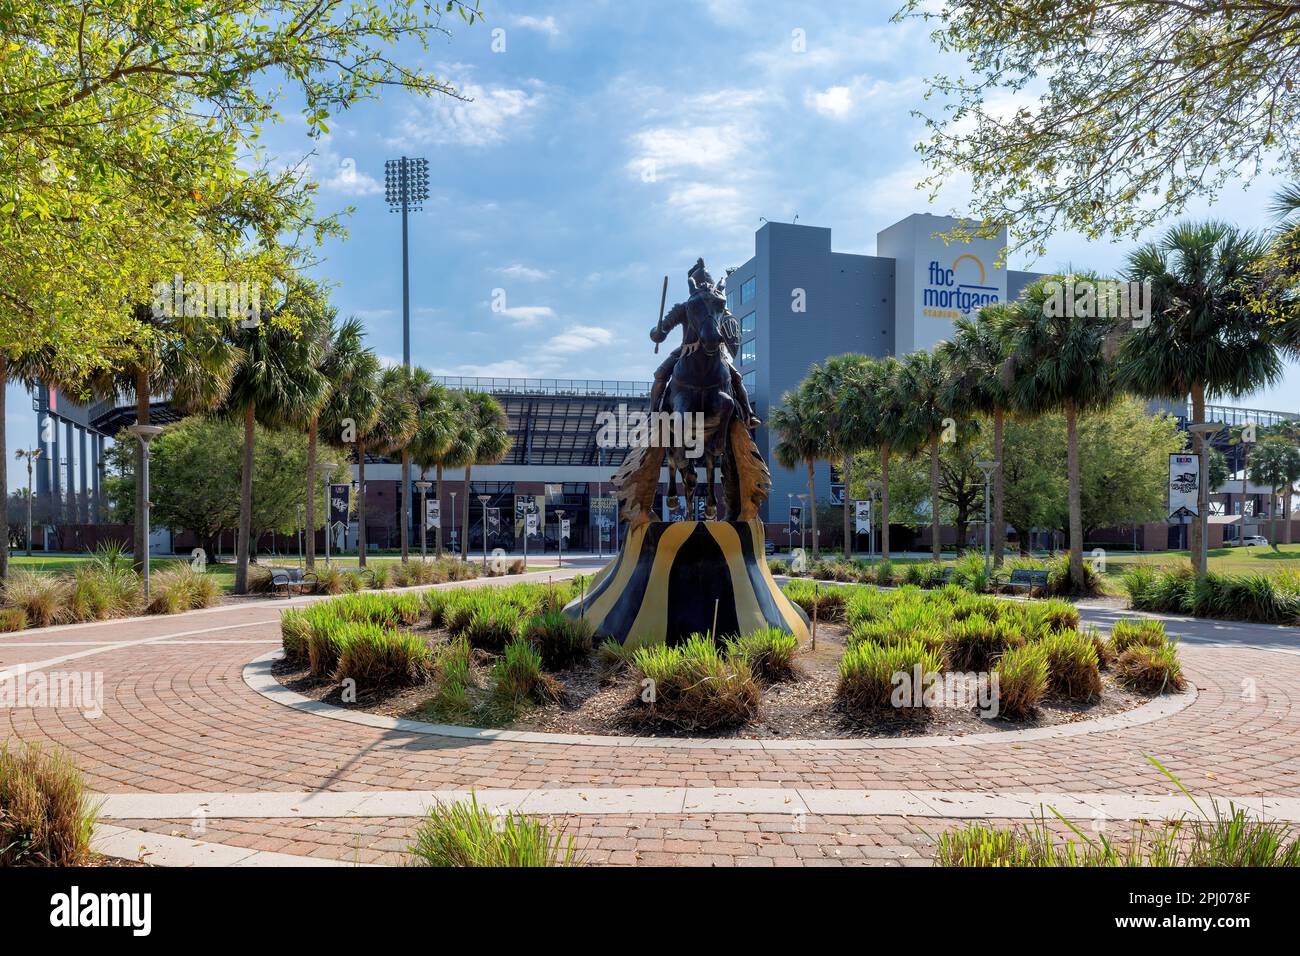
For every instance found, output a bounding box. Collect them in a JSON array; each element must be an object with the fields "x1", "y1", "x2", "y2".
[{"x1": 10, "y1": 0, "x2": 1298, "y2": 487}]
